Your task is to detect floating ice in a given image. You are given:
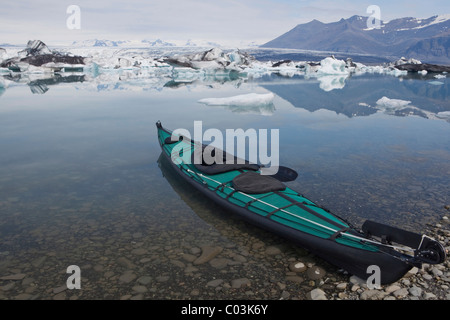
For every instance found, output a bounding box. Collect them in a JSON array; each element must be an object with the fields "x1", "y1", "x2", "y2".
[
  {"x1": 164, "y1": 47, "x2": 254, "y2": 71},
  {"x1": 198, "y1": 93, "x2": 275, "y2": 107},
  {"x1": 316, "y1": 57, "x2": 349, "y2": 75},
  {"x1": 392, "y1": 57, "x2": 422, "y2": 66},
  {"x1": 2, "y1": 41, "x2": 448, "y2": 97},
  {"x1": 436, "y1": 111, "x2": 450, "y2": 121},
  {"x1": 376, "y1": 96, "x2": 412, "y2": 108},
  {"x1": 434, "y1": 74, "x2": 446, "y2": 79}
]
